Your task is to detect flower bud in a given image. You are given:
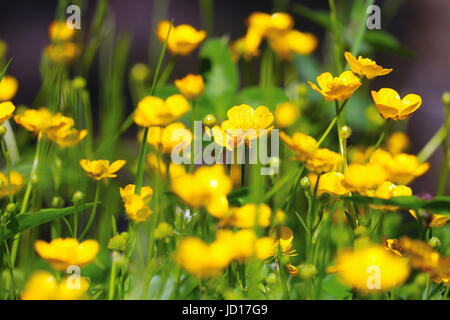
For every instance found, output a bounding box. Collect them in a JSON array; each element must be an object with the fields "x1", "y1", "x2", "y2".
[
  {"x1": 72, "y1": 190, "x2": 85, "y2": 204},
  {"x1": 273, "y1": 209, "x2": 287, "y2": 226},
  {"x1": 428, "y1": 236, "x2": 441, "y2": 250},
  {"x1": 300, "y1": 176, "x2": 311, "y2": 189},
  {"x1": 203, "y1": 114, "x2": 217, "y2": 127},
  {"x1": 131, "y1": 63, "x2": 149, "y2": 82},
  {"x1": 51, "y1": 196, "x2": 64, "y2": 208},
  {"x1": 0, "y1": 125, "x2": 7, "y2": 139},
  {"x1": 72, "y1": 76, "x2": 86, "y2": 90},
  {"x1": 442, "y1": 92, "x2": 450, "y2": 106},
  {"x1": 6, "y1": 203, "x2": 17, "y2": 216},
  {"x1": 298, "y1": 264, "x2": 317, "y2": 280},
  {"x1": 30, "y1": 173, "x2": 39, "y2": 185},
  {"x1": 340, "y1": 125, "x2": 352, "y2": 139},
  {"x1": 154, "y1": 222, "x2": 174, "y2": 240},
  {"x1": 108, "y1": 232, "x2": 128, "y2": 252},
  {"x1": 265, "y1": 272, "x2": 277, "y2": 285}
]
